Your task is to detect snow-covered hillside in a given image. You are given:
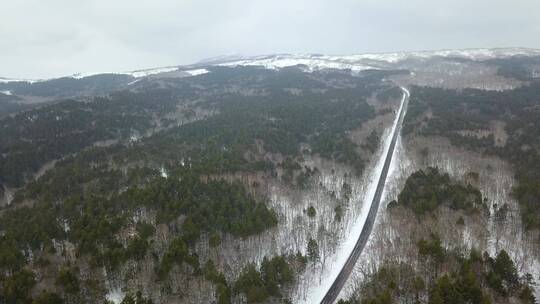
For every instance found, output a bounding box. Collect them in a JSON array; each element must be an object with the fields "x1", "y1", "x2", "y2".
[
  {"x1": 216, "y1": 48, "x2": 540, "y2": 72},
  {"x1": 3, "y1": 48, "x2": 539, "y2": 83}
]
